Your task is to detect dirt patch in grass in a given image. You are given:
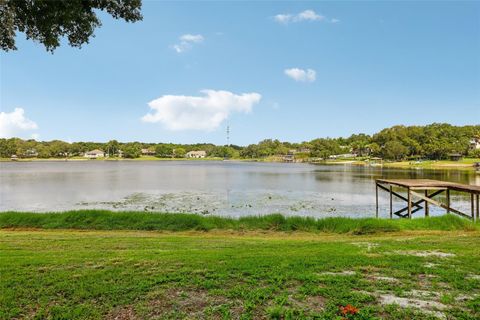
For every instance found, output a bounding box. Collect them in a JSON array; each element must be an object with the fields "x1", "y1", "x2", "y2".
[
  {"x1": 351, "y1": 242, "x2": 379, "y2": 252},
  {"x1": 368, "y1": 275, "x2": 399, "y2": 283},
  {"x1": 109, "y1": 305, "x2": 138, "y2": 320},
  {"x1": 303, "y1": 295, "x2": 326, "y2": 312},
  {"x1": 393, "y1": 250, "x2": 455, "y2": 258},
  {"x1": 377, "y1": 293, "x2": 447, "y2": 319},
  {"x1": 318, "y1": 270, "x2": 356, "y2": 276},
  {"x1": 424, "y1": 262, "x2": 438, "y2": 268},
  {"x1": 286, "y1": 295, "x2": 326, "y2": 314},
  {"x1": 146, "y1": 287, "x2": 238, "y2": 318}
]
